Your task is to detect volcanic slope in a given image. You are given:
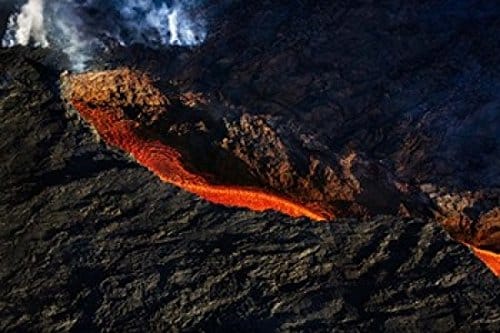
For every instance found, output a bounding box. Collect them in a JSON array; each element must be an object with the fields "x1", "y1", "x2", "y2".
[
  {"x1": 101, "y1": 0, "x2": 500, "y2": 263},
  {"x1": 61, "y1": 67, "x2": 499, "y2": 274},
  {"x1": 100, "y1": 0, "x2": 500, "y2": 257},
  {"x1": 1, "y1": 47, "x2": 499, "y2": 332}
]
